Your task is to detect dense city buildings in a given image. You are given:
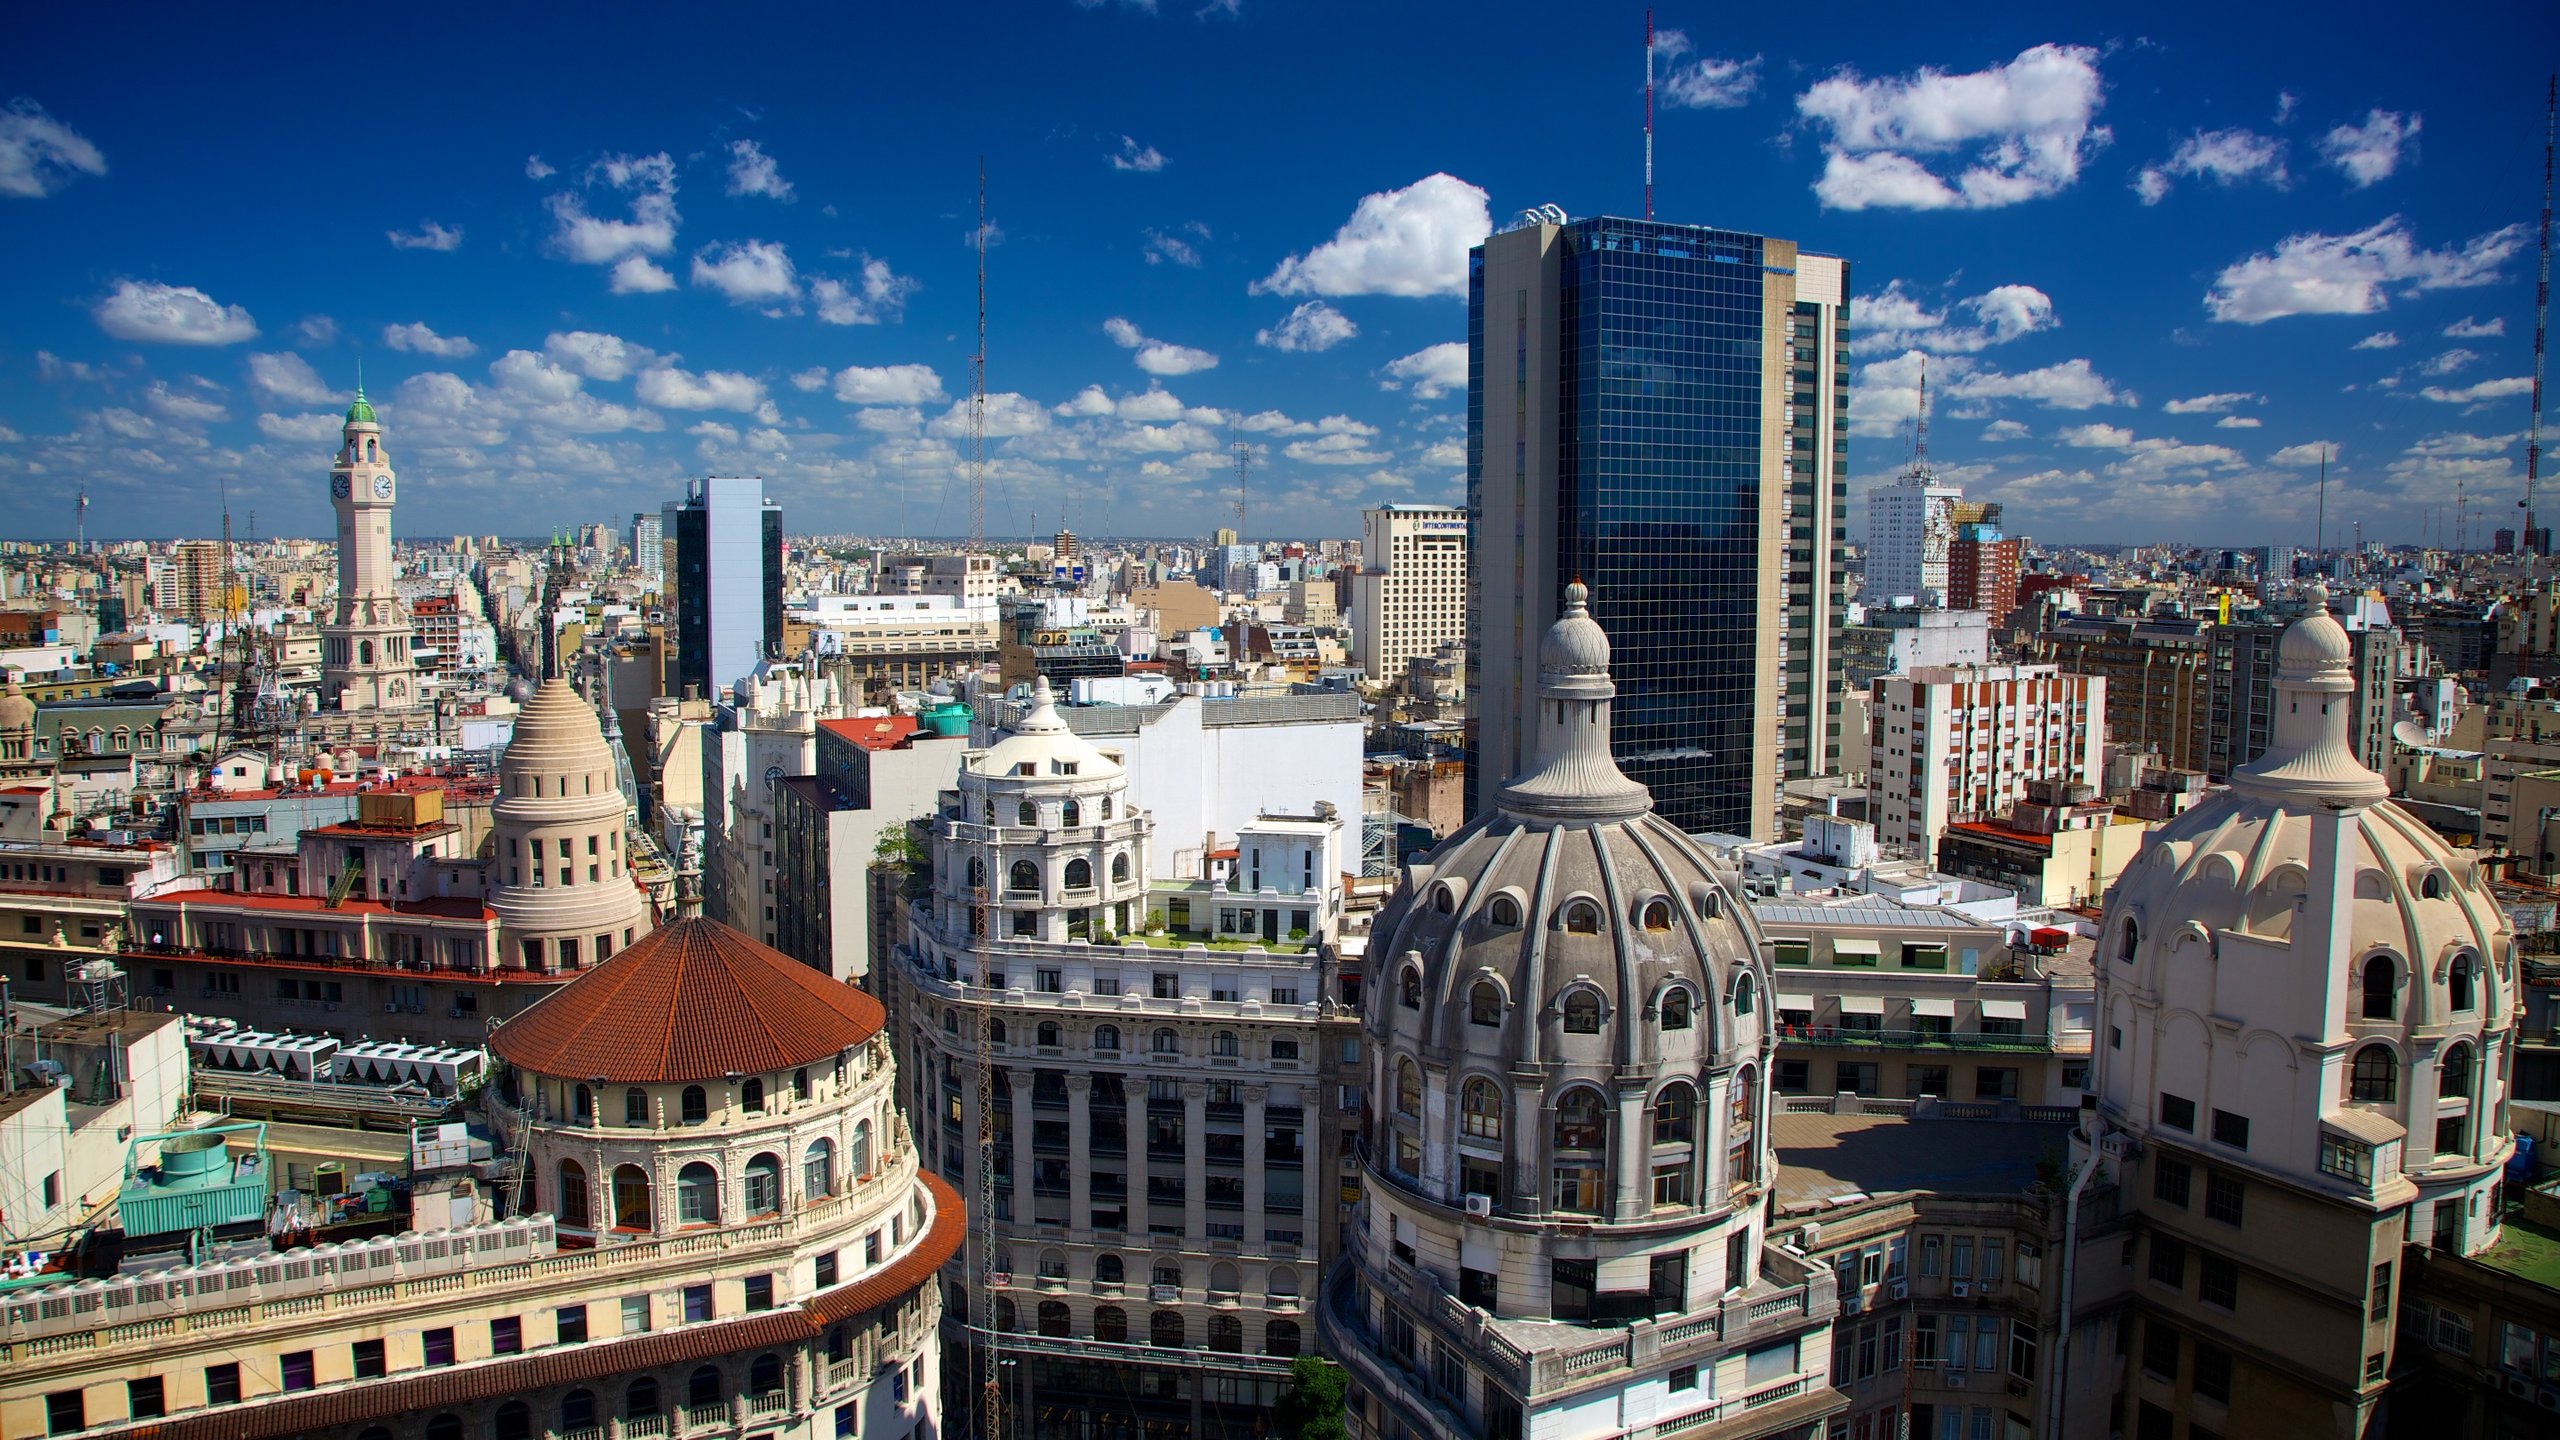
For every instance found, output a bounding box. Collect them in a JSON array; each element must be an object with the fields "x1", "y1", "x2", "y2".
[
  {"x1": 1467, "y1": 217, "x2": 1850, "y2": 839},
  {"x1": 1354, "y1": 503, "x2": 1469, "y2": 684}
]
